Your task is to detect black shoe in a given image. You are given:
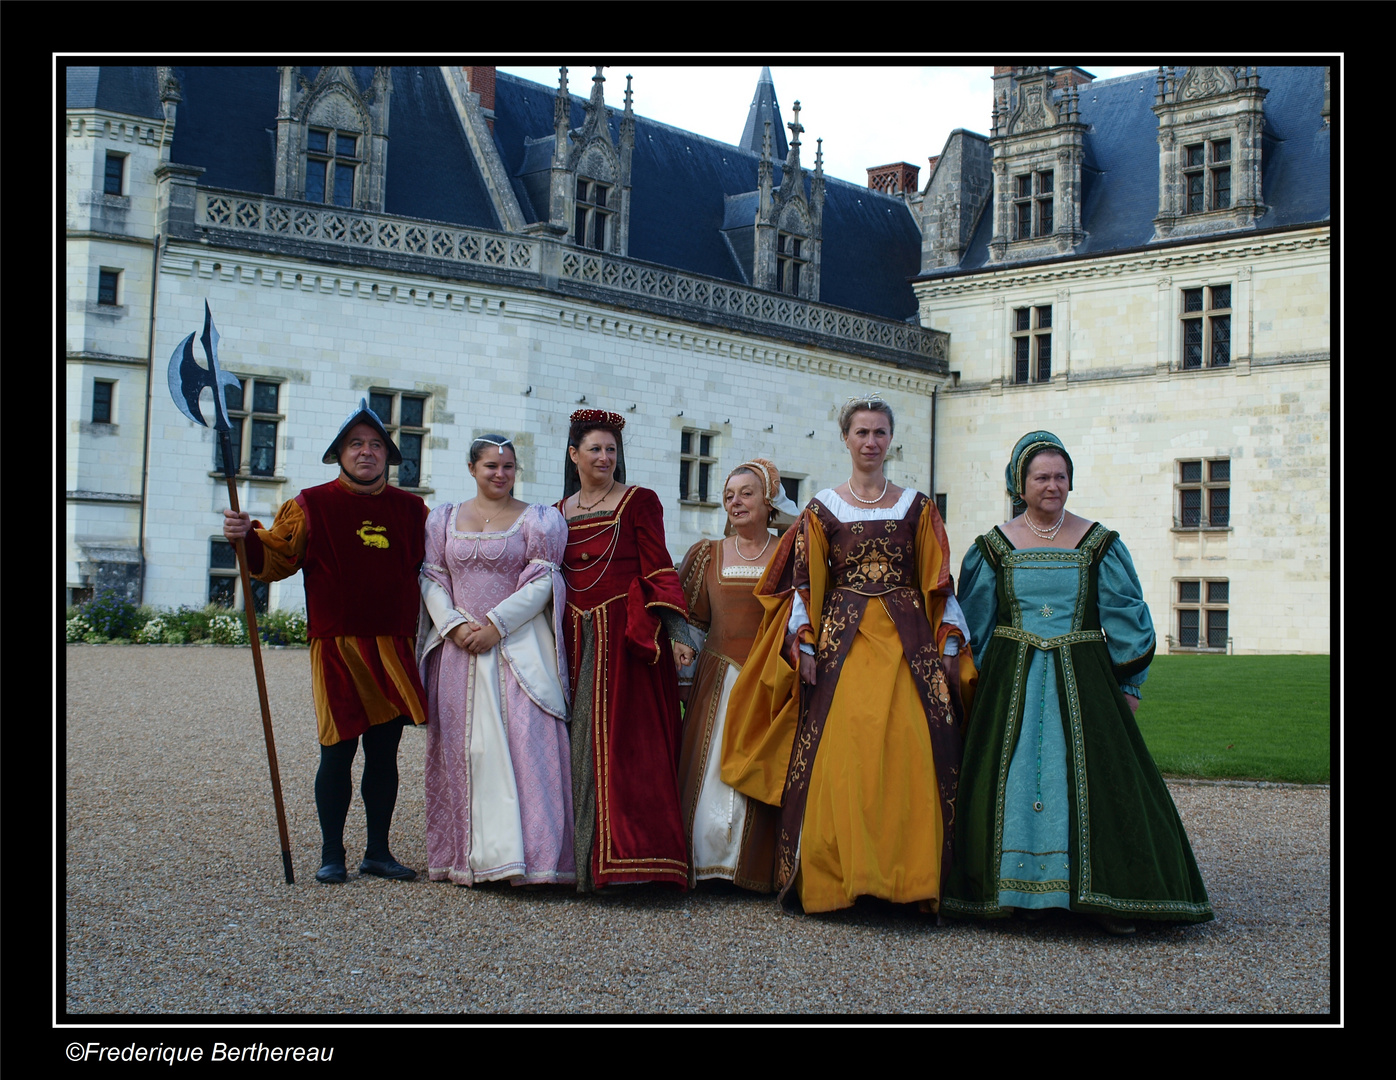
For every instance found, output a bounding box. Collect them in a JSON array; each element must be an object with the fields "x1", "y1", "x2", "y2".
[
  {"x1": 358, "y1": 857, "x2": 417, "y2": 881},
  {"x1": 315, "y1": 862, "x2": 348, "y2": 884}
]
